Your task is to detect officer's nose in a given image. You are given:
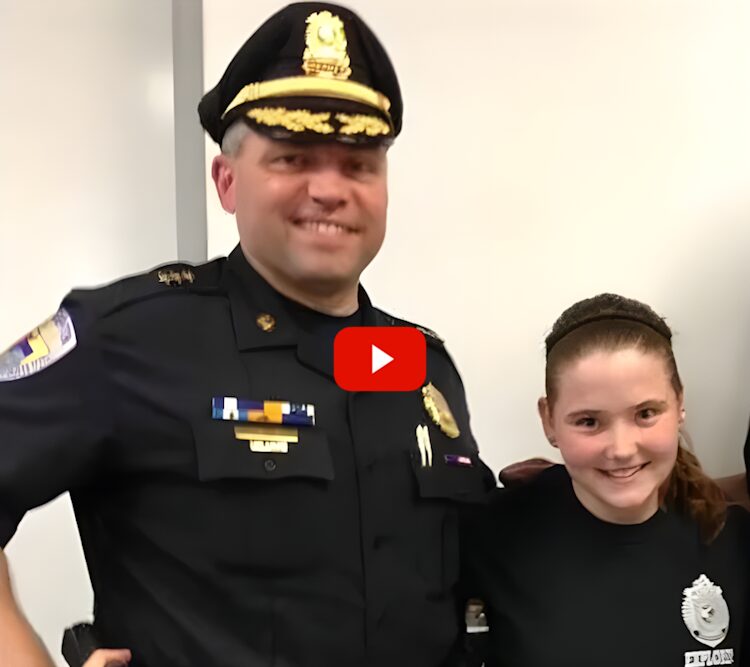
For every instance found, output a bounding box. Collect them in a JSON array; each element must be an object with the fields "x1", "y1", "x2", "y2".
[{"x1": 307, "y1": 167, "x2": 348, "y2": 210}]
